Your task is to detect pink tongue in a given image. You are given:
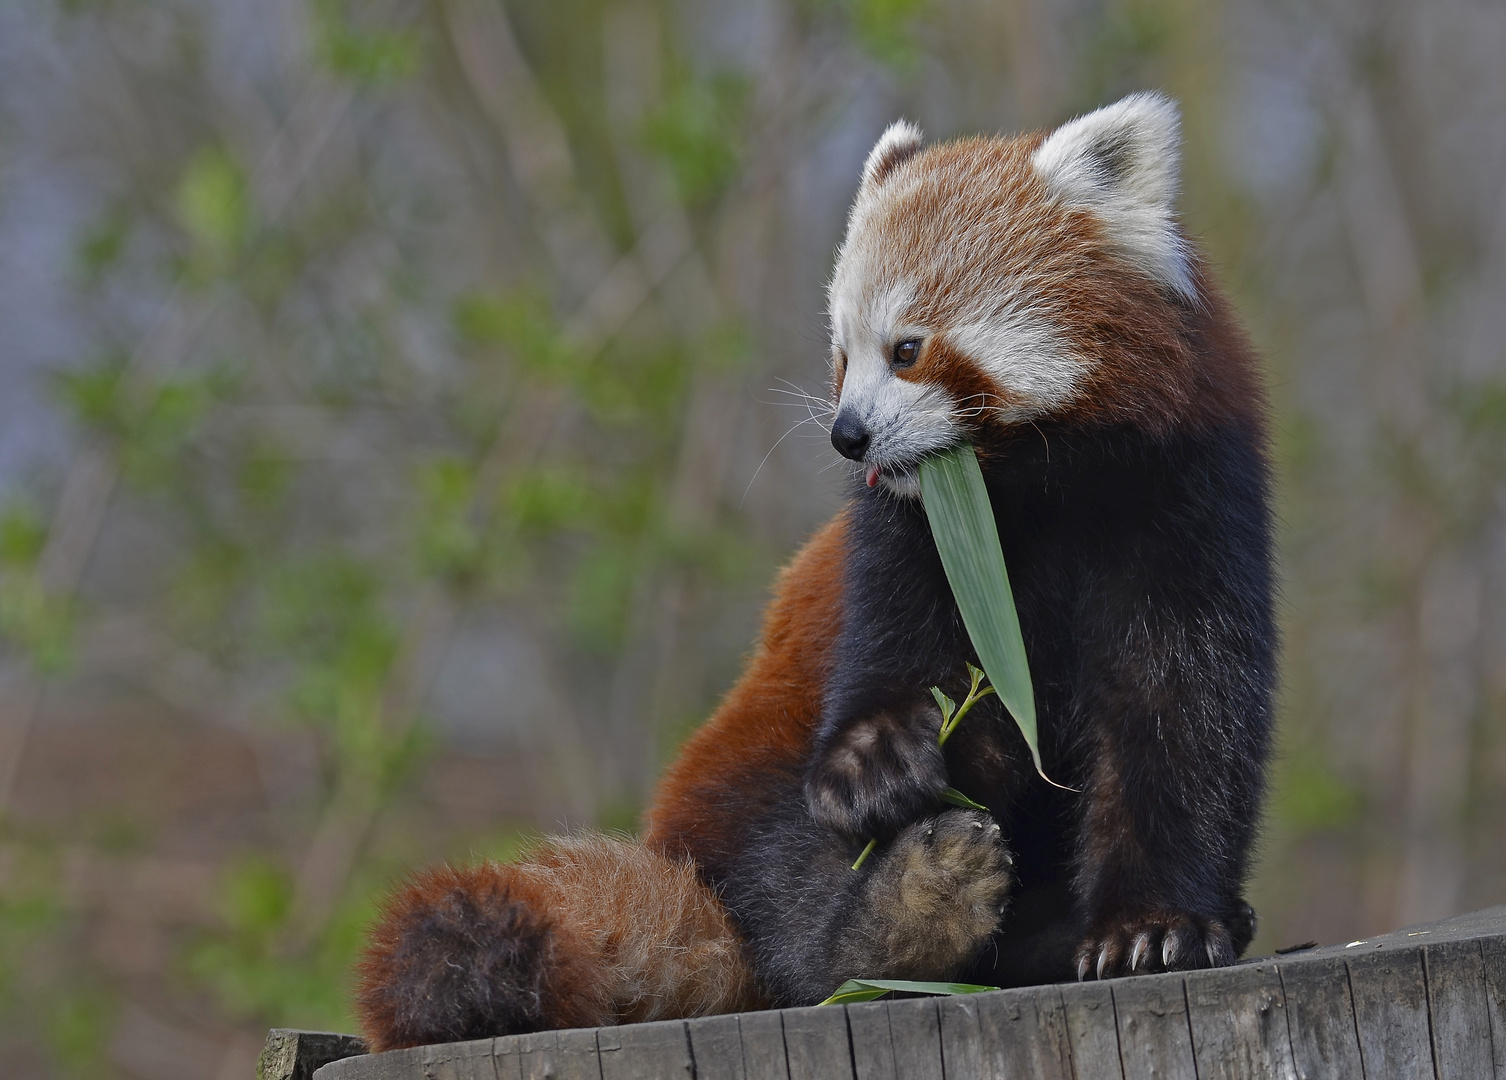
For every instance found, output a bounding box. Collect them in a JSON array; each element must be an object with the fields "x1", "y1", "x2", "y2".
[{"x1": 865, "y1": 464, "x2": 881, "y2": 488}]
